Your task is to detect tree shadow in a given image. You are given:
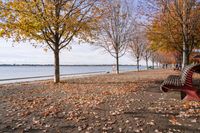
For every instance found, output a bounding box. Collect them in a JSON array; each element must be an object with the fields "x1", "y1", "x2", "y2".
[
  {"x1": 124, "y1": 108, "x2": 179, "y2": 117},
  {"x1": 165, "y1": 125, "x2": 200, "y2": 132},
  {"x1": 142, "y1": 80, "x2": 164, "y2": 93},
  {"x1": 60, "y1": 81, "x2": 137, "y2": 85}
]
